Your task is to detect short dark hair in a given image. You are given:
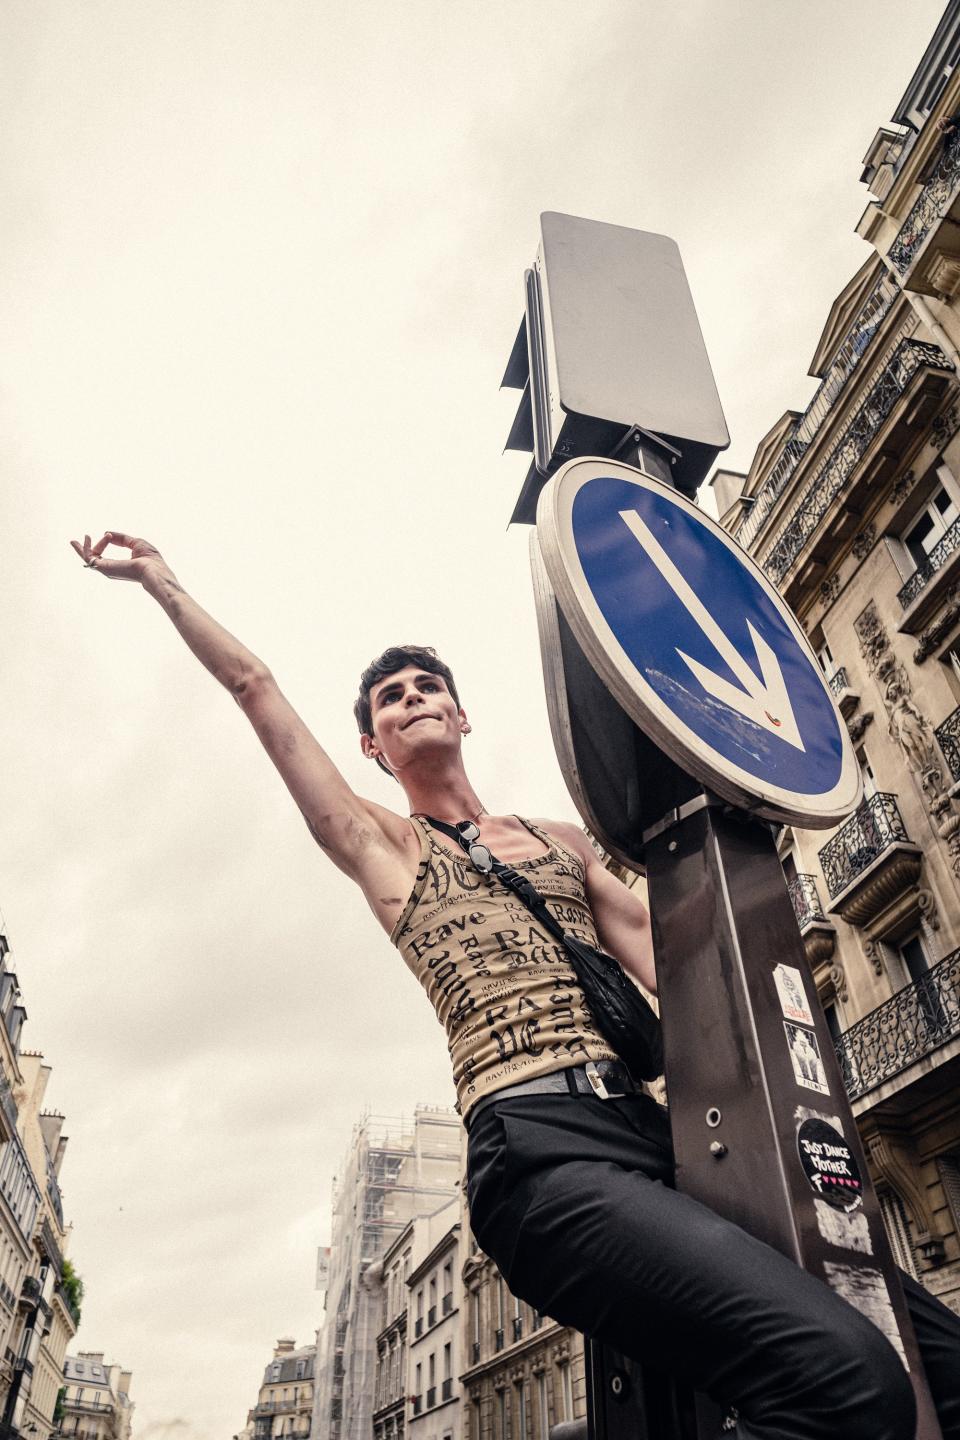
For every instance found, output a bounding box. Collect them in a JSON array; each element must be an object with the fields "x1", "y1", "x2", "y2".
[{"x1": 355, "y1": 646, "x2": 460, "y2": 776}]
